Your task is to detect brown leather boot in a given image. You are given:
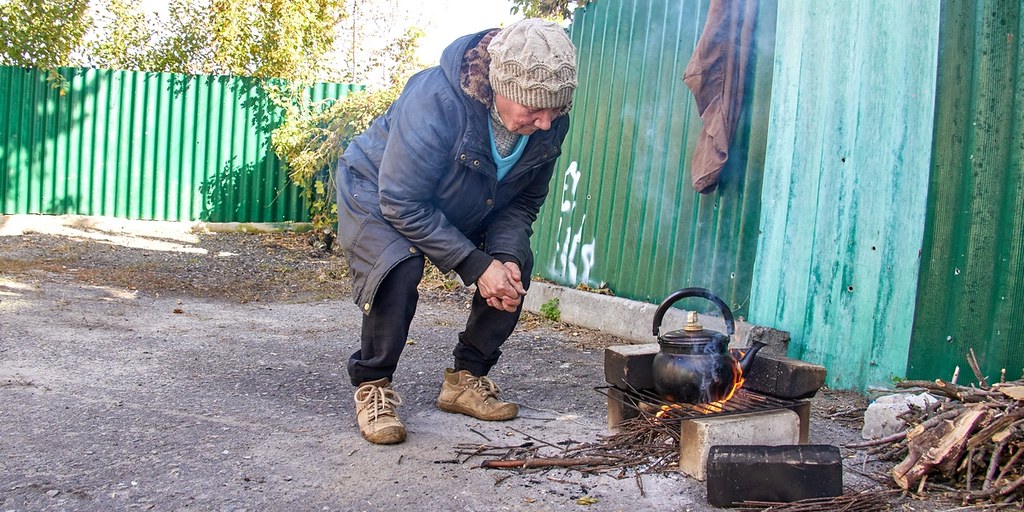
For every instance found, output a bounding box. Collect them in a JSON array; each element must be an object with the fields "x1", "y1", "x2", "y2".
[
  {"x1": 436, "y1": 369, "x2": 518, "y2": 421},
  {"x1": 354, "y1": 378, "x2": 406, "y2": 444}
]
